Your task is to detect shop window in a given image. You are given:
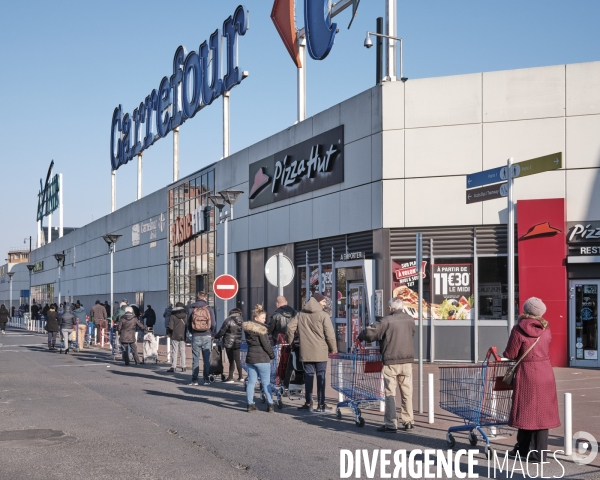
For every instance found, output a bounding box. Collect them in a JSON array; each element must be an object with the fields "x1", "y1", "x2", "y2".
[
  {"x1": 478, "y1": 256, "x2": 519, "y2": 320},
  {"x1": 296, "y1": 265, "x2": 333, "y2": 312},
  {"x1": 337, "y1": 268, "x2": 347, "y2": 318}
]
